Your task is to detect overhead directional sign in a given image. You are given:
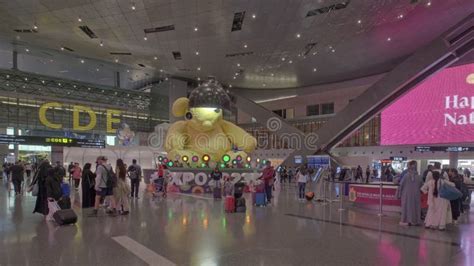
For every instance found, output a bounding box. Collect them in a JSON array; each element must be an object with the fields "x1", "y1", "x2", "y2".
[{"x1": 0, "y1": 135, "x2": 105, "y2": 148}]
